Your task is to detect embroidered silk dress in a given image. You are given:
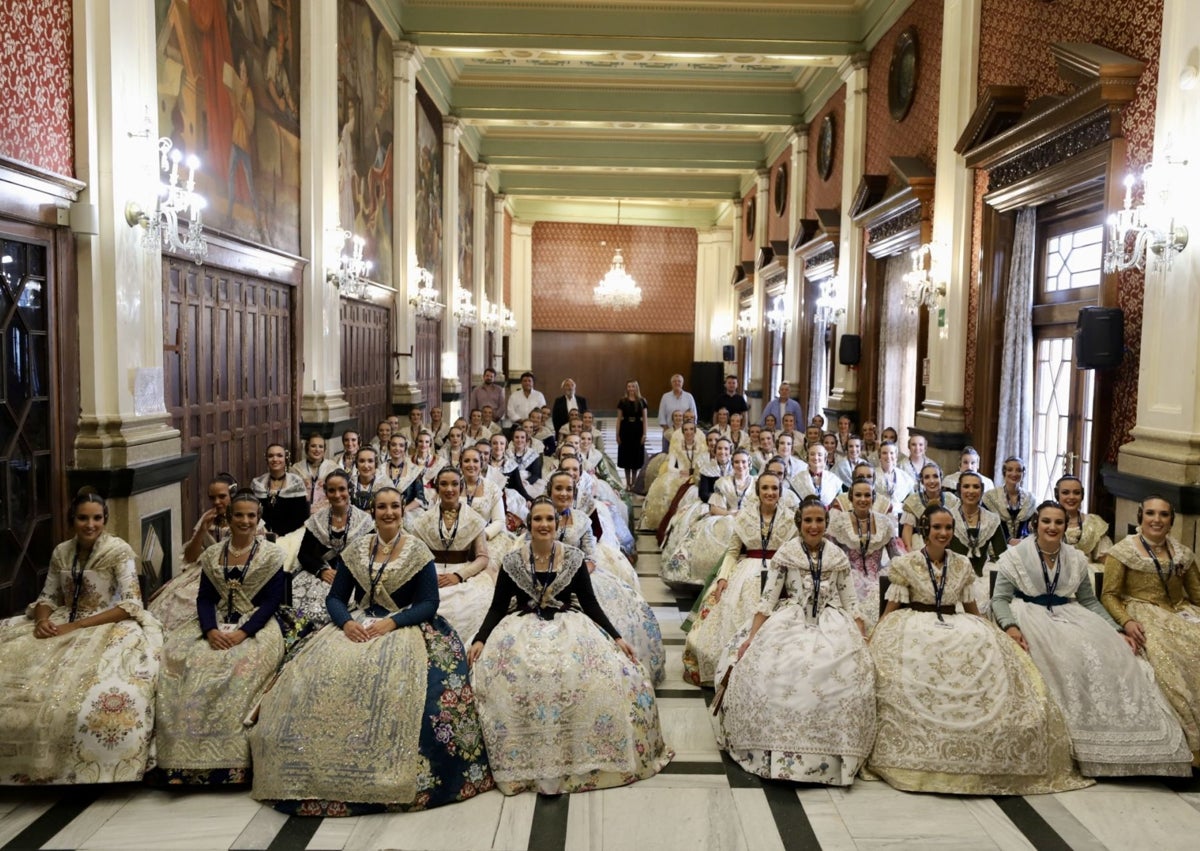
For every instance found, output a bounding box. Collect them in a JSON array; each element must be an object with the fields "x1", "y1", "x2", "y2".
[
  {"x1": 290, "y1": 458, "x2": 340, "y2": 514},
  {"x1": 948, "y1": 505, "x2": 1007, "y2": 615},
  {"x1": 290, "y1": 505, "x2": 374, "y2": 626},
  {"x1": 661, "y1": 473, "x2": 755, "y2": 586},
  {"x1": 250, "y1": 534, "x2": 493, "y2": 814},
  {"x1": 252, "y1": 472, "x2": 310, "y2": 537},
  {"x1": 0, "y1": 534, "x2": 162, "y2": 784},
  {"x1": 826, "y1": 510, "x2": 901, "y2": 630},
  {"x1": 983, "y1": 486, "x2": 1036, "y2": 542},
  {"x1": 409, "y1": 505, "x2": 494, "y2": 643},
  {"x1": 1064, "y1": 512, "x2": 1113, "y2": 566},
  {"x1": 900, "y1": 491, "x2": 961, "y2": 550},
  {"x1": 461, "y1": 477, "x2": 522, "y2": 566}
]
